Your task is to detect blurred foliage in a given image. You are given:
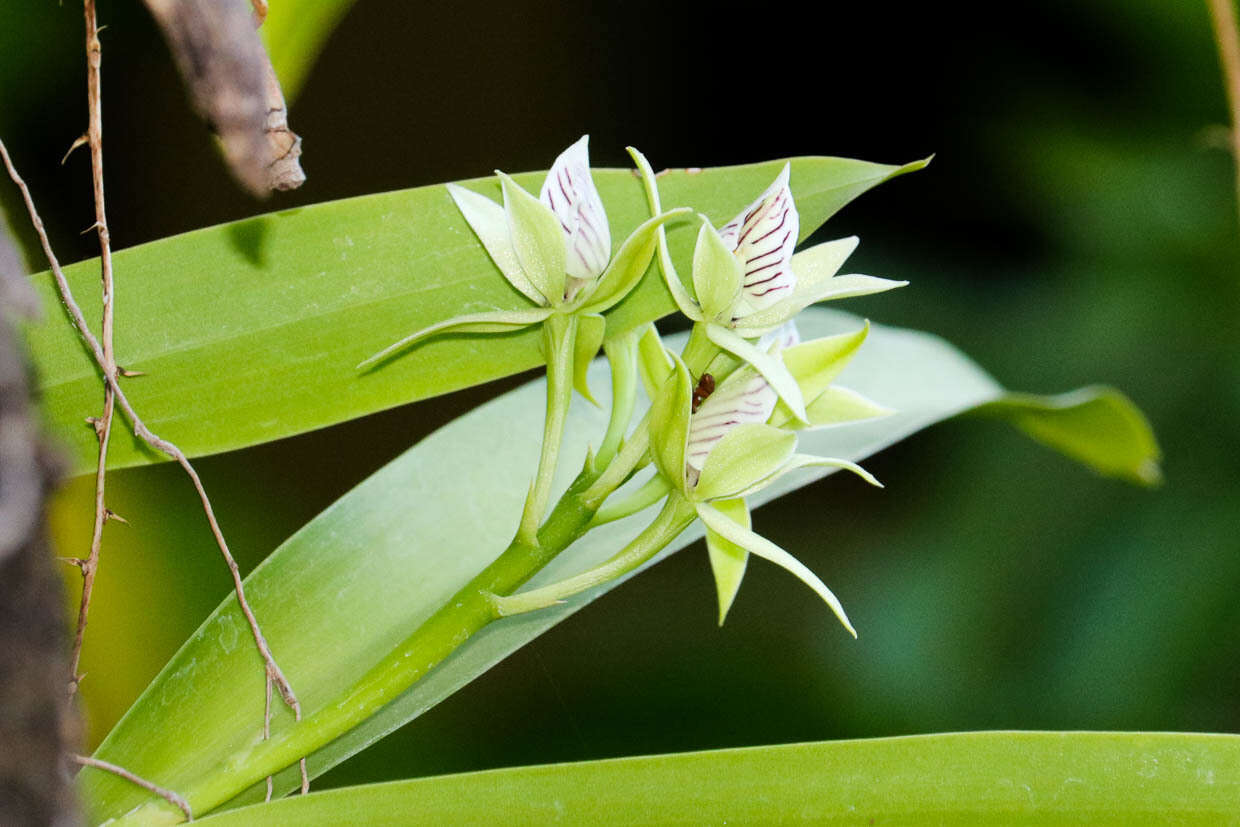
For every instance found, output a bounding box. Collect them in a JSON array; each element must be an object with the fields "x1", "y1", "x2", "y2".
[{"x1": 1, "y1": 0, "x2": 1235, "y2": 794}]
